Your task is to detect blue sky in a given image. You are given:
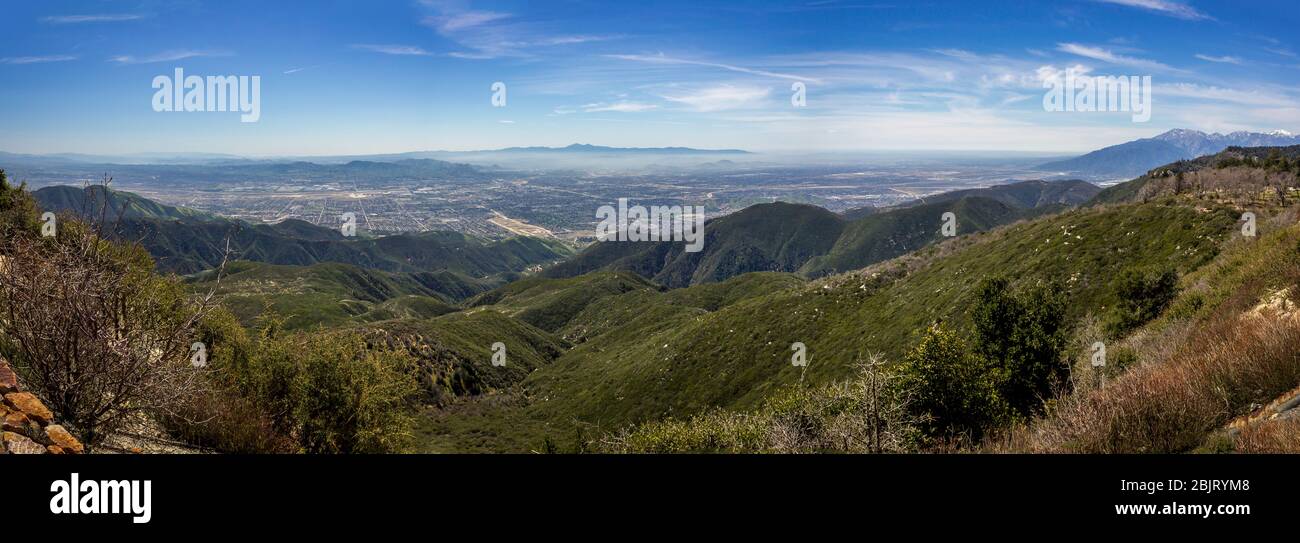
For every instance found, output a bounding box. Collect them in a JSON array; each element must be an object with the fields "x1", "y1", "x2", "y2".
[{"x1": 1, "y1": 0, "x2": 1297, "y2": 155}]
